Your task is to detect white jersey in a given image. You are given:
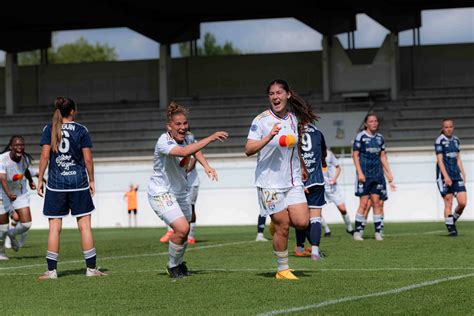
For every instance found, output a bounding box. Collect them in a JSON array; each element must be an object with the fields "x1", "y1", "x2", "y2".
[
  {"x1": 0, "y1": 151, "x2": 30, "y2": 196},
  {"x1": 323, "y1": 150, "x2": 340, "y2": 187},
  {"x1": 248, "y1": 109, "x2": 302, "y2": 189},
  {"x1": 148, "y1": 132, "x2": 195, "y2": 196},
  {"x1": 187, "y1": 168, "x2": 200, "y2": 187}
]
